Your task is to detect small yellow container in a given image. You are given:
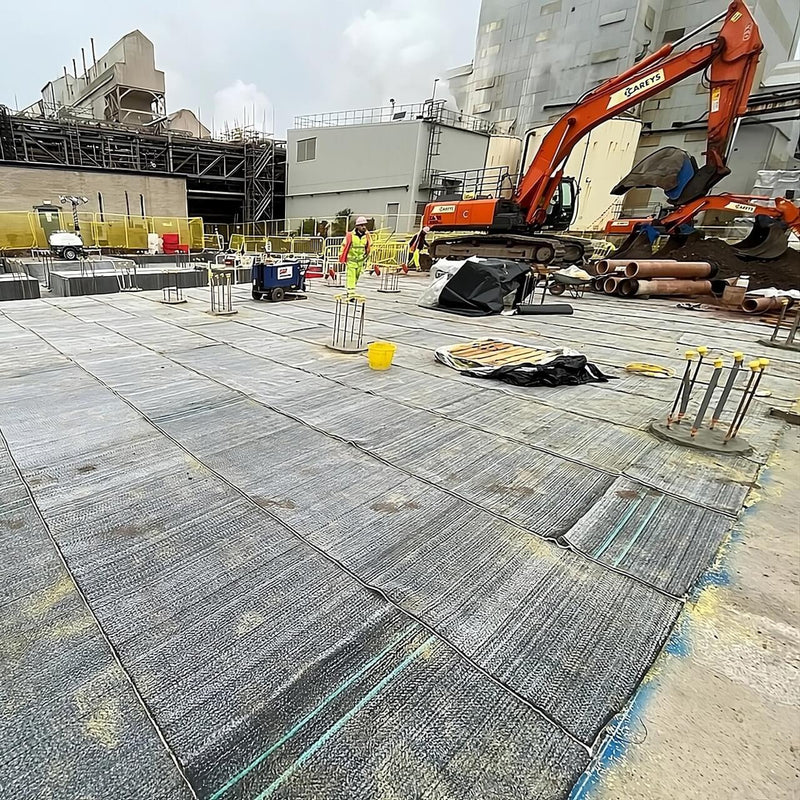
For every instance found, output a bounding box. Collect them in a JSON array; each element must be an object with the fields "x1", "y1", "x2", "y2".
[{"x1": 368, "y1": 341, "x2": 397, "y2": 370}]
